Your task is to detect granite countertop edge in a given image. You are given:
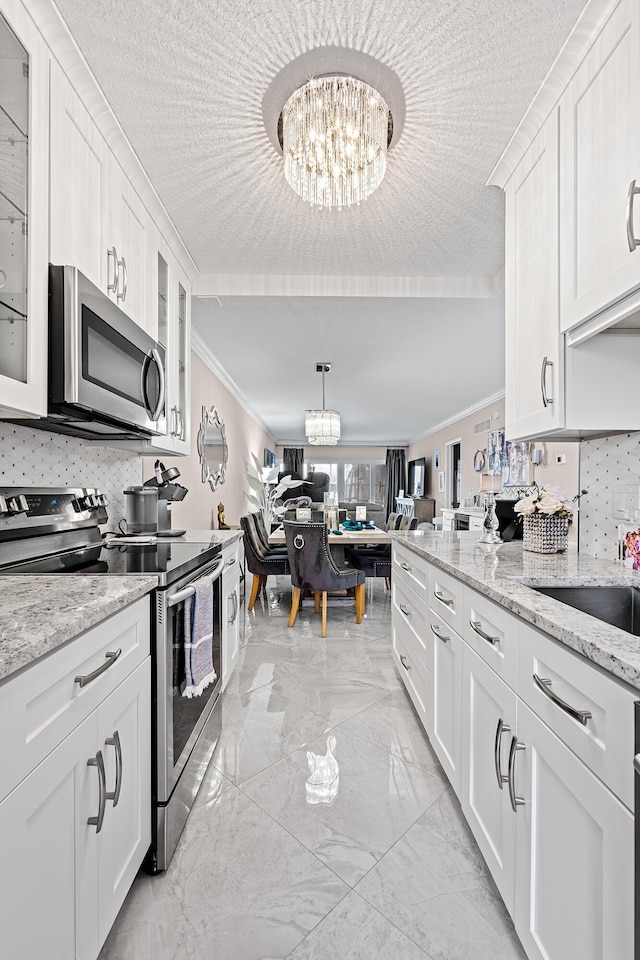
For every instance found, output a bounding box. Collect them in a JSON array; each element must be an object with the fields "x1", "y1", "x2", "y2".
[
  {"x1": 390, "y1": 530, "x2": 640, "y2": 691},
  {"x1": 0, "y1": 576, "x2": 158, "y2": 684}
]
